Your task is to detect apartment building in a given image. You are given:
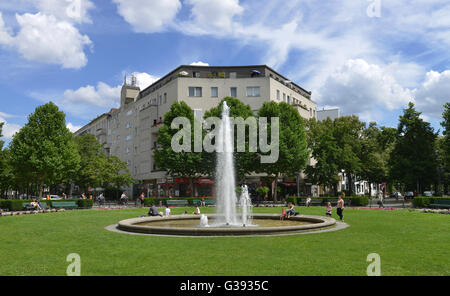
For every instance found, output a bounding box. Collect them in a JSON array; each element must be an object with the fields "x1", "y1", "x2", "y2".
[{"x1": 75, "y1": 65, "x2": 317, "y2": 197}]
